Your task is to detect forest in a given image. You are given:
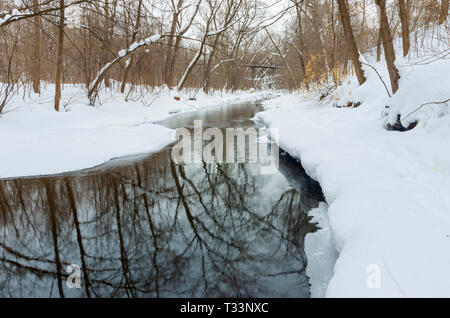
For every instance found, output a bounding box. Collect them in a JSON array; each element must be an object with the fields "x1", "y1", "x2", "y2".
[{"x1": 0, "y1": 0, "x2": 447, "y2": 110}]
